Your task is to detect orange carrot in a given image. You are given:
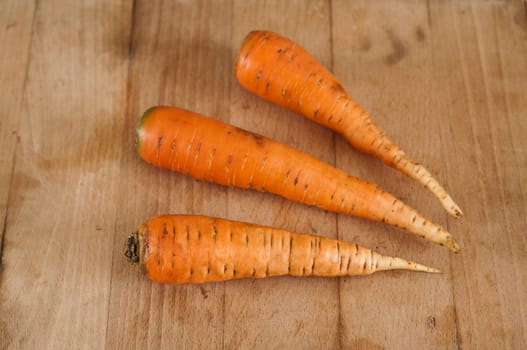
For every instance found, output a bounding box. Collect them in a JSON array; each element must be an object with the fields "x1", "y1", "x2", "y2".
[
  {"x1": 234, "y1": 30, "x2": 463, "y2": 219},
  {"x1": 135, "y1": 106, "x2": 459, "y2": 252},
  {"x1": 125, "y1": 214, "x2": 440, "y2": 284}
]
